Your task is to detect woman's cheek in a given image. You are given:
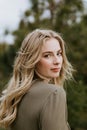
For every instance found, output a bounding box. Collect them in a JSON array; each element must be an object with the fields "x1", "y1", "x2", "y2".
[{"x1": 41, "y1": 59, "x2": 52, "y2": 68}]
